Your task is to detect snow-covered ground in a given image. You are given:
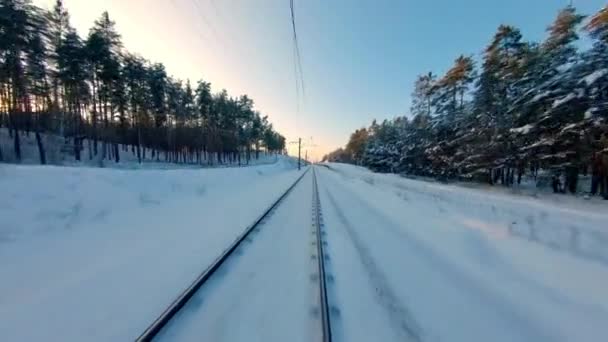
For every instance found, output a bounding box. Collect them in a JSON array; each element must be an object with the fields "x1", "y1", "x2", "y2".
[
  {"x1": 318, "y1": 163, "x2": 608, "y2": 342},
  {"x1": 0, "y1": 157, "x2": 303, "y2": 341},
  {"x1": 2, "y1": 161, "x2": 606, "y2": 341},
  {"x1": 157, "y1": 171, "x2": 317, "y2": 342}
]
